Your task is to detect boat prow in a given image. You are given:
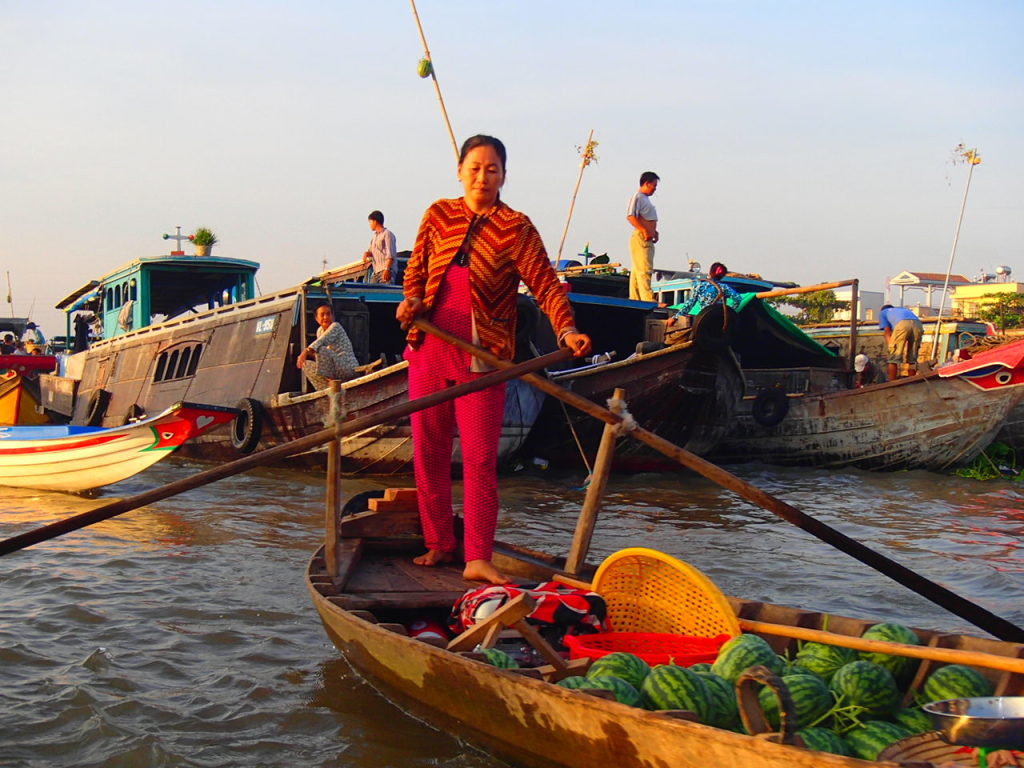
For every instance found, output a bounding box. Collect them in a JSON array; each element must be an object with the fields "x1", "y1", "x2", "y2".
[{"x1": 0, "y1": 401, "x2": 239, "y2": 492}]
